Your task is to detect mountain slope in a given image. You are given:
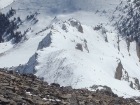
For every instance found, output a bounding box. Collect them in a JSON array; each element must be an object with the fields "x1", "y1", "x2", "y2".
[
  {"x1": 1, "y1": 0, "x2": 140, "y2": 99},
  {"x1": 14, "y1": 18, "x2": 140, "y2": 98},
  {"x1": 0, "y1": 0, "x2": 123, "y2": 67},
  {"x1": 0, "y1": 69, "x2": 139, "y2": 105}
]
